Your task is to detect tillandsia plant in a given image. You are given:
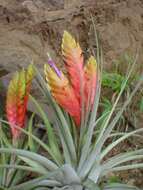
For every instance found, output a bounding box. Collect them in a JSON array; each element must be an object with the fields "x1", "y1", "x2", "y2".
[
  {"x1": 0, "y1": 64, "x2": 34, "y2": 188},
  {"x1": 0, "y1": 31, "x2": 143, "y2": 190}
]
